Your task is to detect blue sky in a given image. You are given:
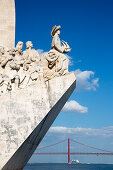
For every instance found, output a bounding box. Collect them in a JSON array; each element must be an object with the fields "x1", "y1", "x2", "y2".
[{"x1": 15, "y1": 0, "x2": 113, "y2": 163}]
